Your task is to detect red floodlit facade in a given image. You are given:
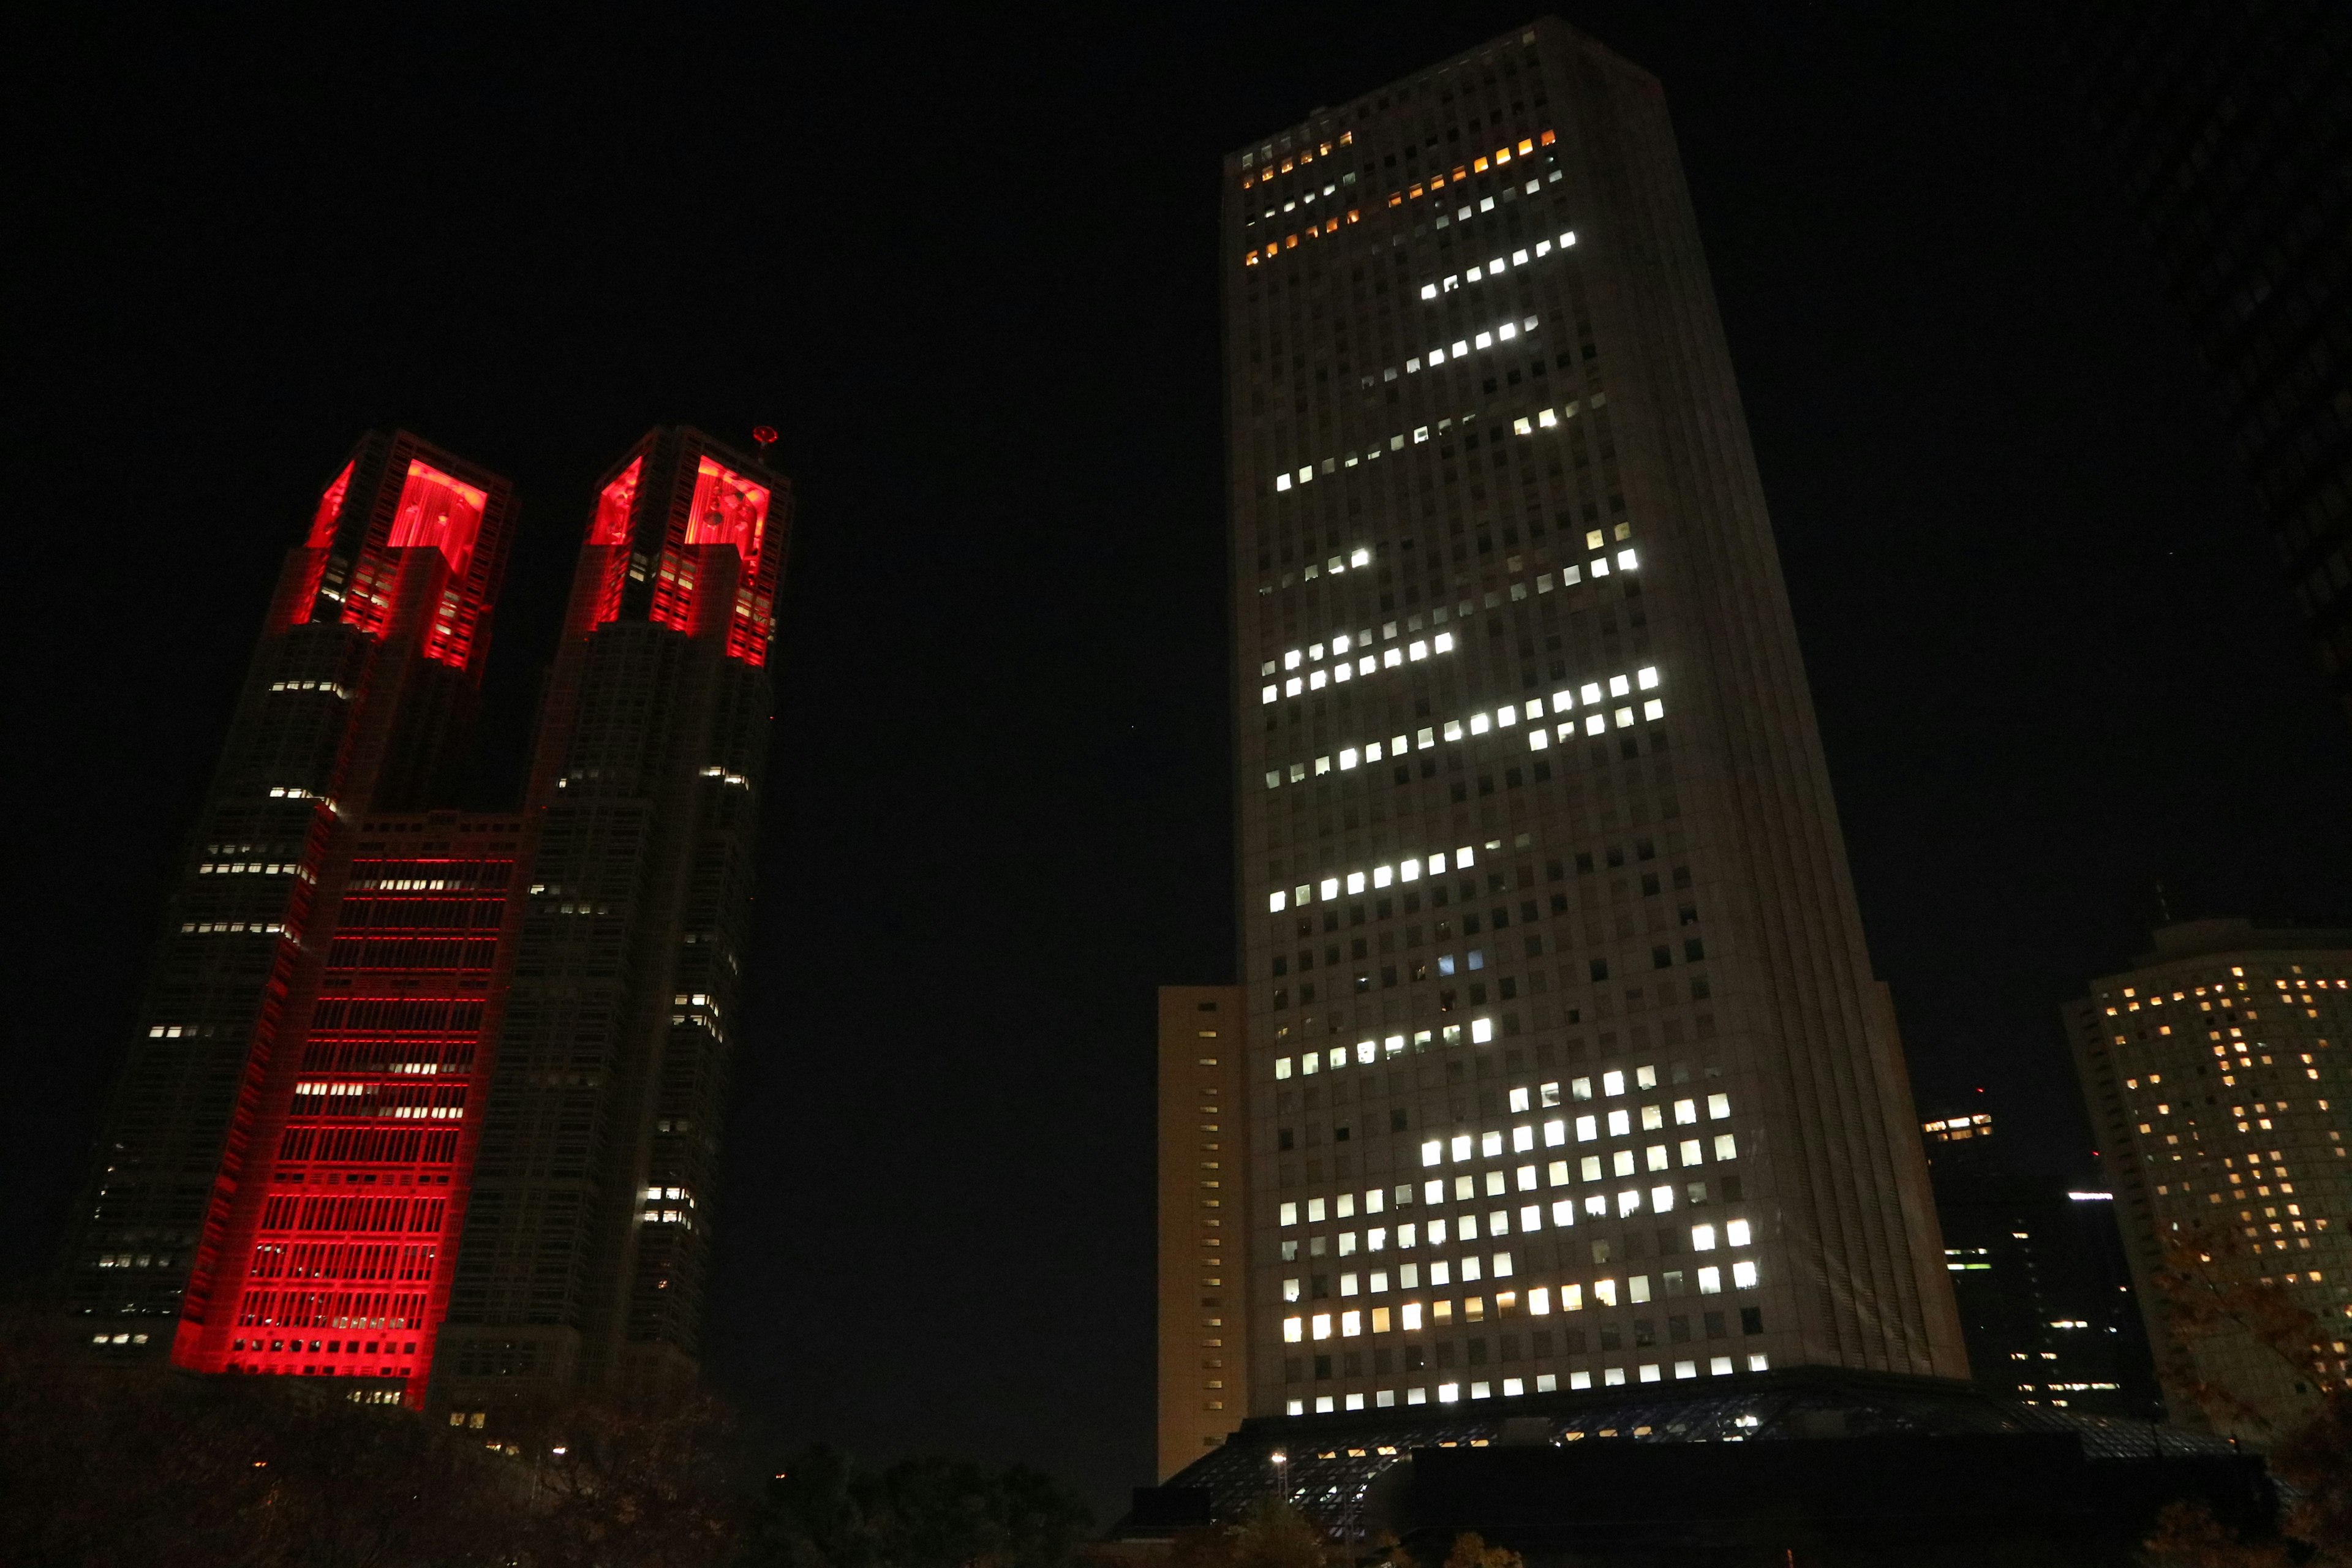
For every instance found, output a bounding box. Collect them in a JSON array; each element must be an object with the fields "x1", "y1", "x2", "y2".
[
  {"x1": 72, "y1": 425, "x2": 789, "y2": 1421},
  {"x1": 170, "y1": 818, "x2": 520, "y2": 1404}
]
